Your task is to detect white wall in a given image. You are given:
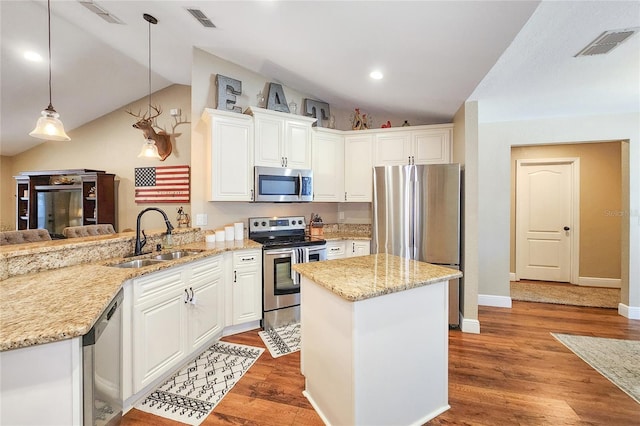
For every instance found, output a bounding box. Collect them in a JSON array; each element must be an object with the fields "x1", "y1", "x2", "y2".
[{"x1": 477, "y1": 112, "x2": 639, "y2": 316}]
